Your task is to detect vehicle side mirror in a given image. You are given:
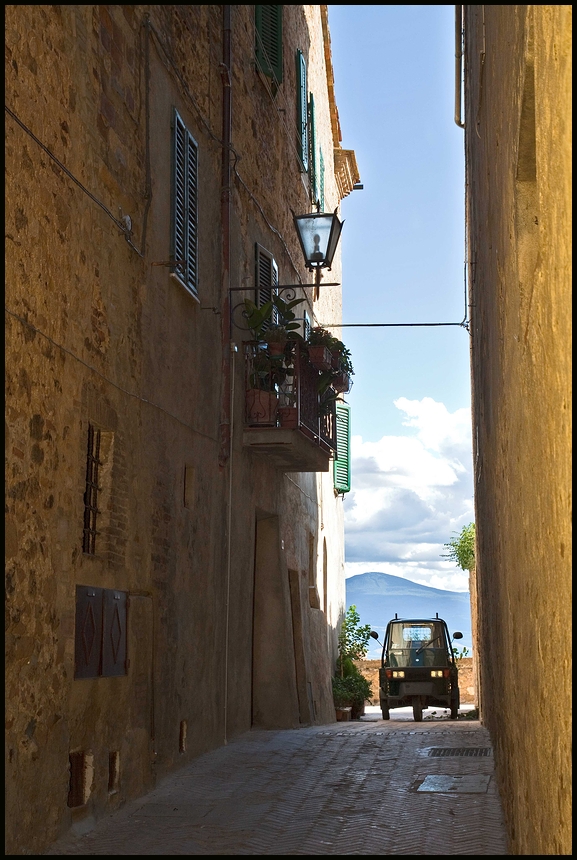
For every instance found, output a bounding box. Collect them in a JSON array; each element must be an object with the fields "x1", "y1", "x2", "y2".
[
  {"x1": 370, "y1": 631, "x2": 380, "y2": 640},
  {"x1": 452, "y1": 631, "x2": 463, "y2": 640}
]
